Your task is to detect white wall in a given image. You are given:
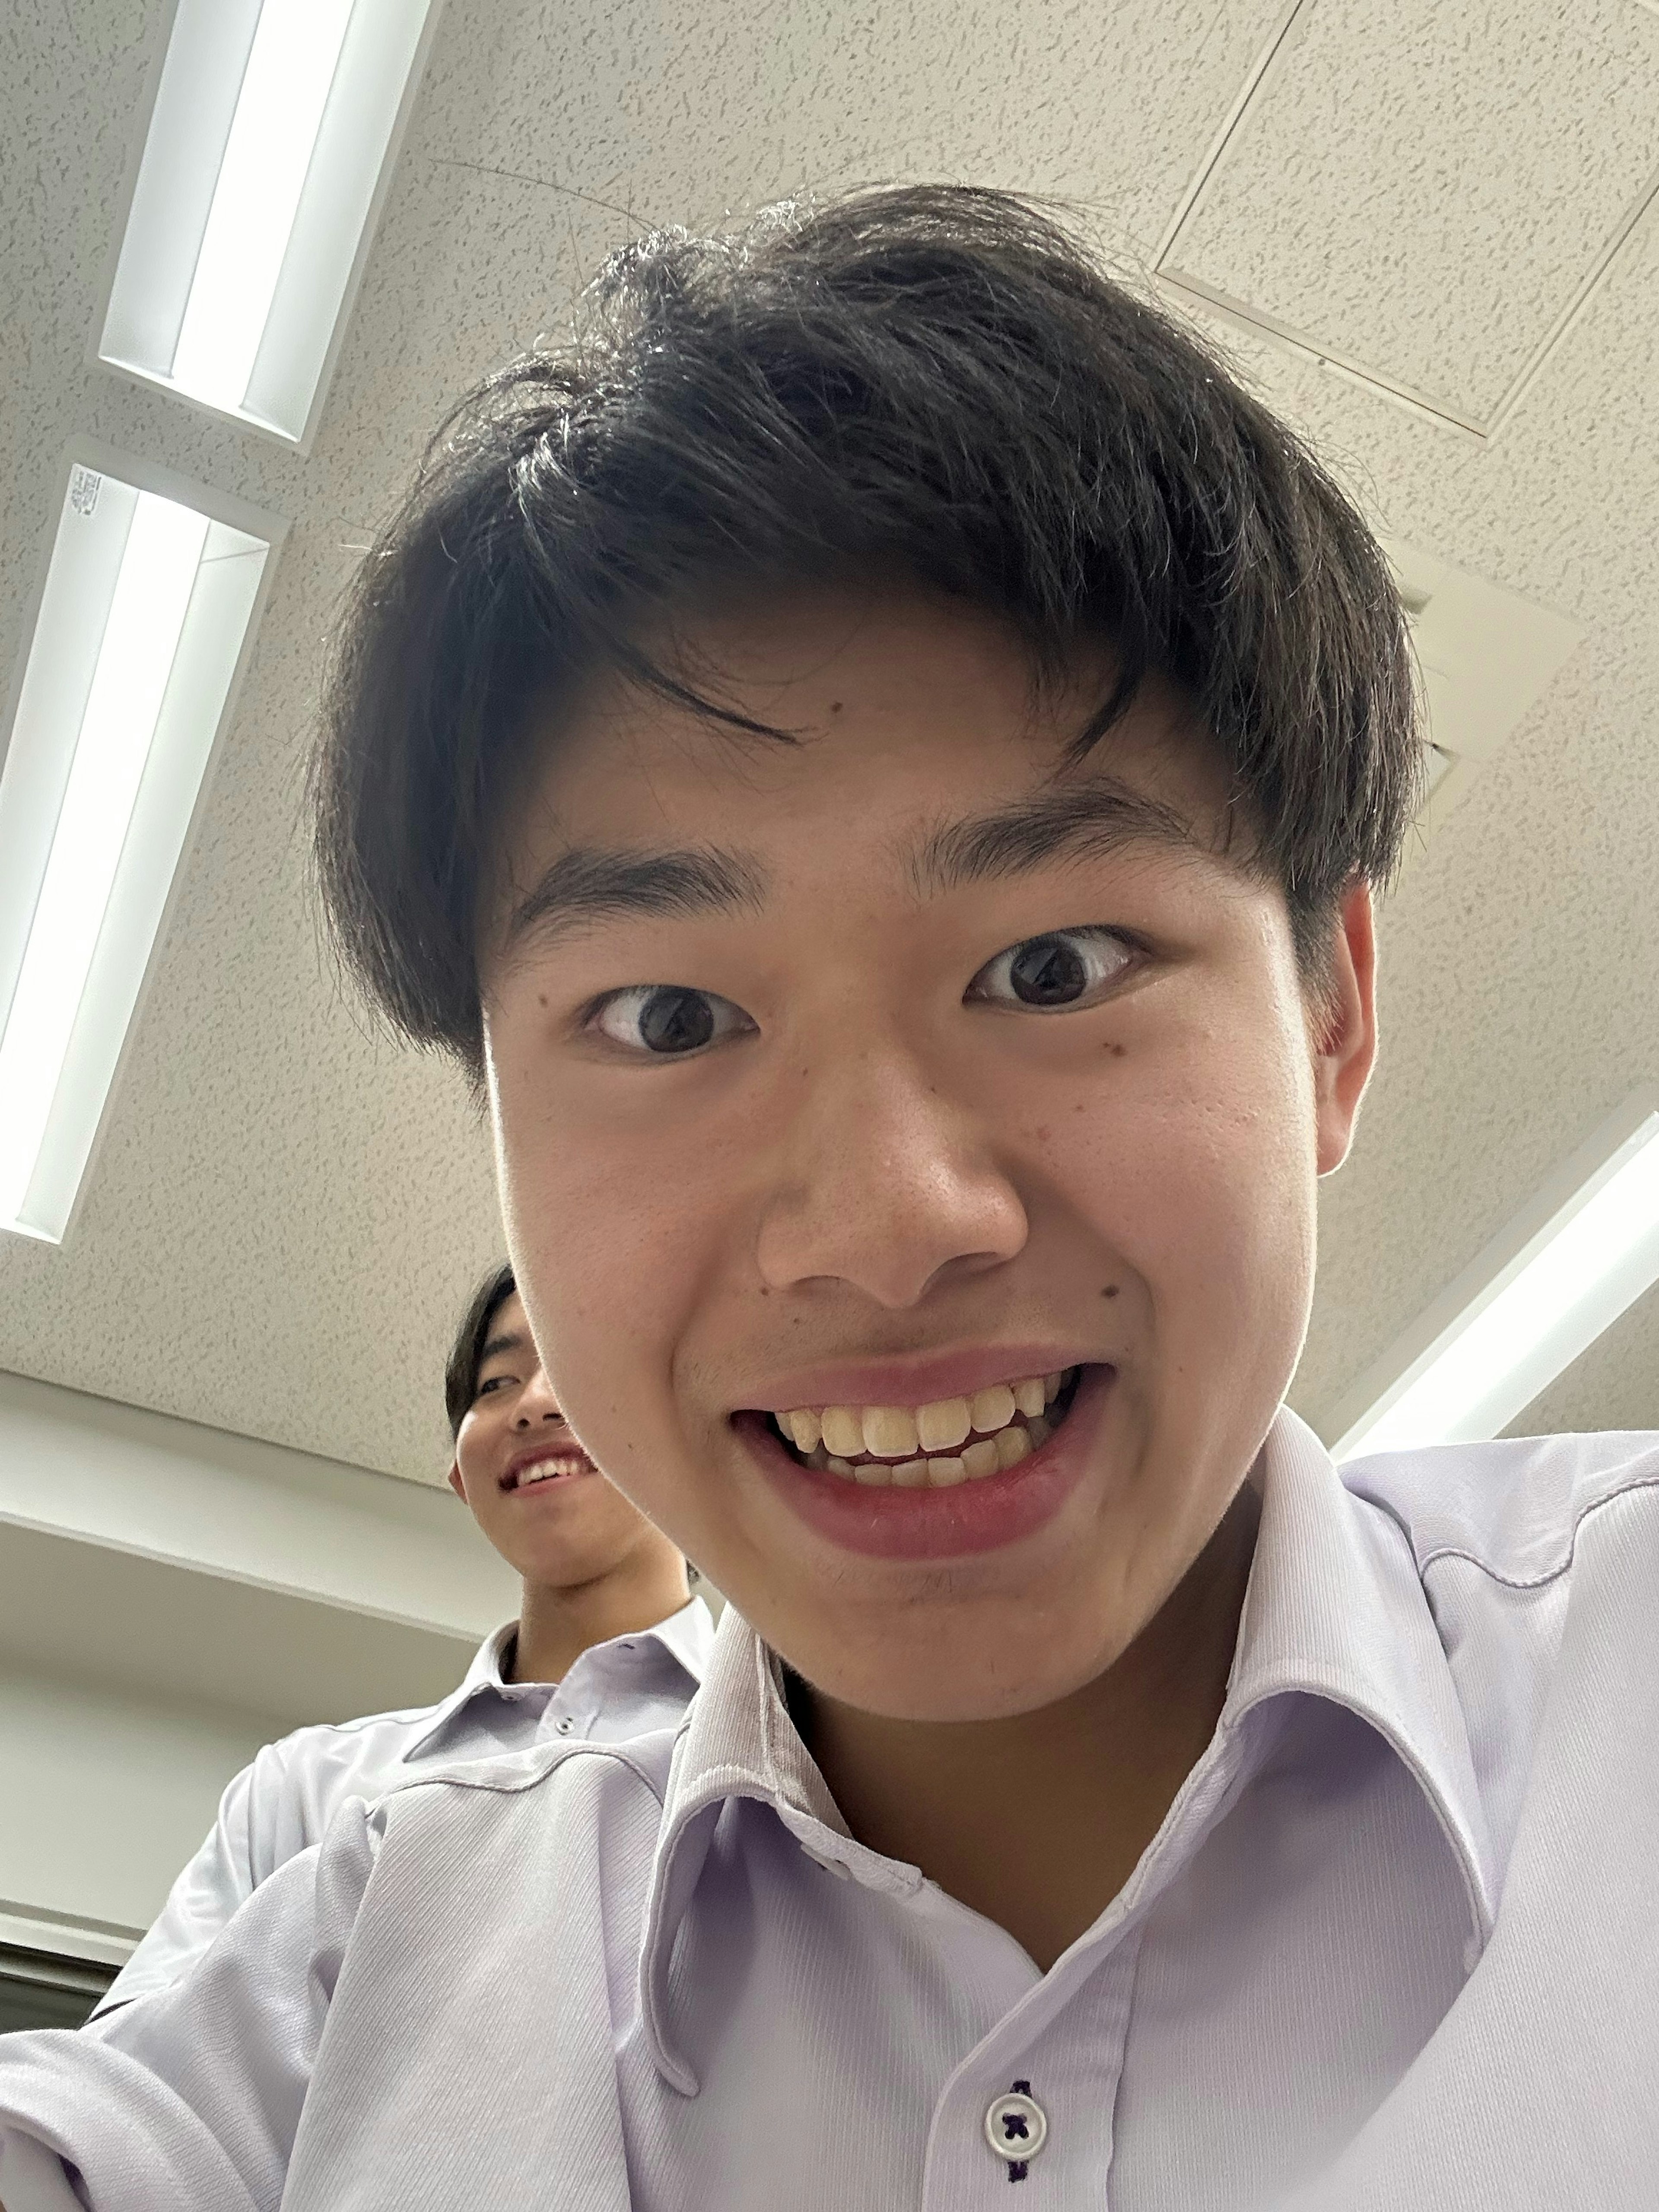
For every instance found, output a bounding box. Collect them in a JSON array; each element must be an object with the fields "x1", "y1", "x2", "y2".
[
  {"x1": 0, "y1": 1369, "x2": 513, "y2": 1962},
  {"x1": 0, "y1": 1665, "x2": 270, "y2": 1961},
  {"x1": 0, "y1": 1368, "x2": 518, "y2": 1636}
]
